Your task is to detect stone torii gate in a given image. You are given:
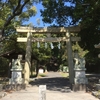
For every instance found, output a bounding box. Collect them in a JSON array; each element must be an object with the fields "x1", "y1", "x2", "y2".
[{"x1": 16, "y1": 26, "x2": 80, "y2": 85}]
